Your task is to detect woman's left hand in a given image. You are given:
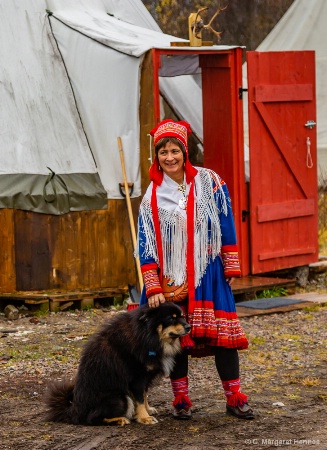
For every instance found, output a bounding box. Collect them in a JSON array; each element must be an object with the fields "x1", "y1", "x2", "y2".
[
  {"x1": 226, "y1": 277, "x2": 235, "y2": 286},
  {"x1": 148, "y1": 293, "x2": 166, "y2": 308}
]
